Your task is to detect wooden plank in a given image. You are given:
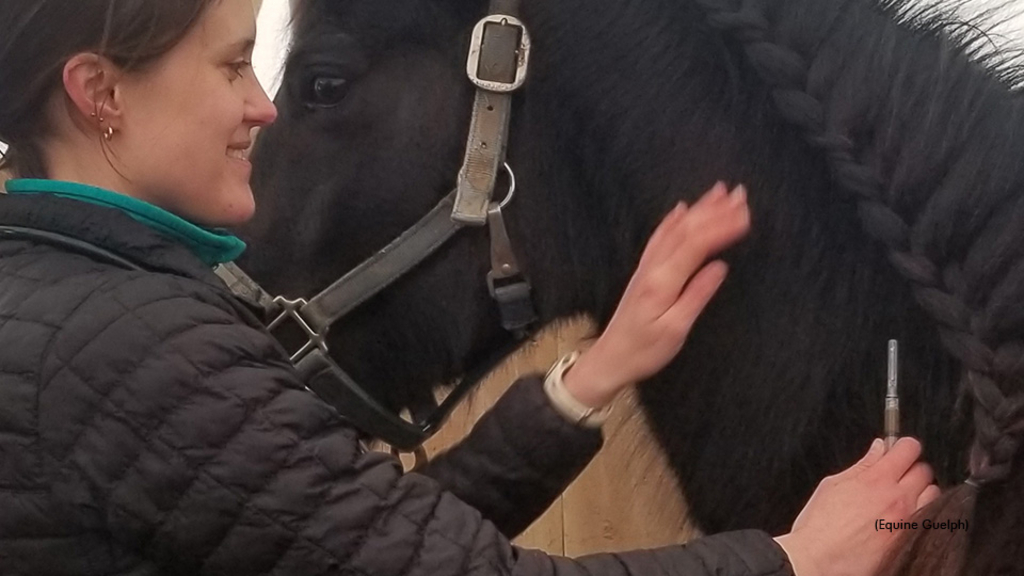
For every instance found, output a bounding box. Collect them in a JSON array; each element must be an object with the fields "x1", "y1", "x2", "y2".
[
  {"x1": 552, "y1": 320, "x2": 699, "y2": 554},
  {"x1": 410, "y1": 318, "x2": 696, "y2": 556},
  {"x1": 562, "y1": 388, "x2": 700, "y2": 555},
  {"x1": 420, "y1": 321, "x2": 569, "y2": 553}
]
